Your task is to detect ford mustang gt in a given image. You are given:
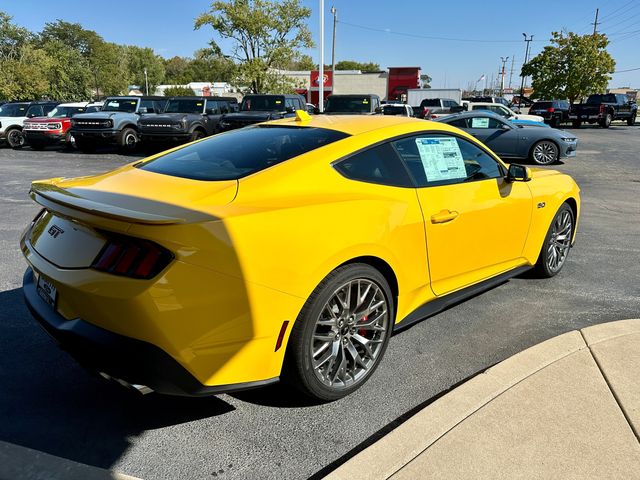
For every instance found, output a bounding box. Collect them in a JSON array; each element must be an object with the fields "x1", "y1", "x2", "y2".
[{"x1": 21, "y1": 112, "x2": 580, "y2": 401}]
